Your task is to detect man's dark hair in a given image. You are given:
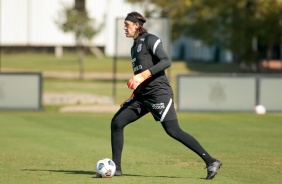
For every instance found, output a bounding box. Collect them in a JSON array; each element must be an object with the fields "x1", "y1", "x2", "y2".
[{"x1": 127, "y1": 12, "x2": 148, "y2": 35}]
